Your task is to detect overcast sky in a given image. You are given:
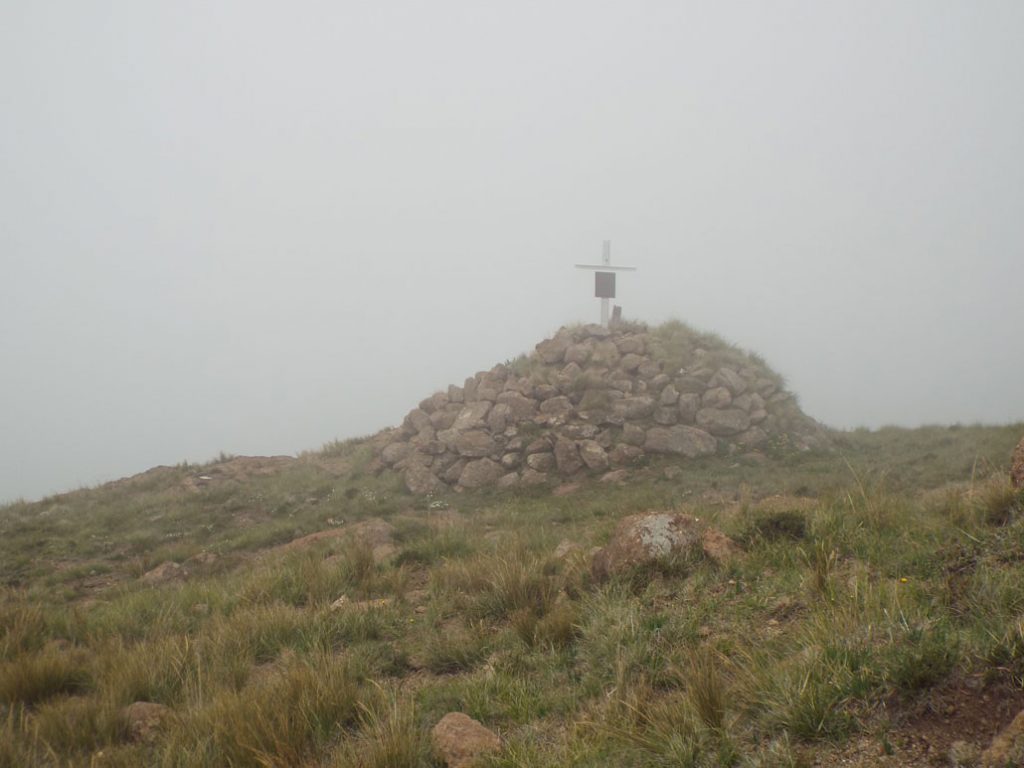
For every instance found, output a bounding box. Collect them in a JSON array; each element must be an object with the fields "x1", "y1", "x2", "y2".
[{"x1": 2, "y1": 1, "x2": 1022, "y2": 502}]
